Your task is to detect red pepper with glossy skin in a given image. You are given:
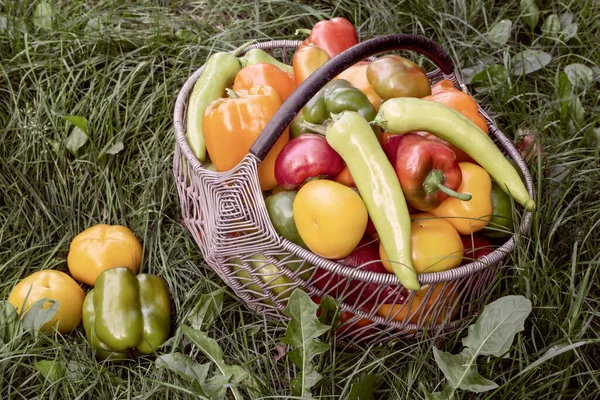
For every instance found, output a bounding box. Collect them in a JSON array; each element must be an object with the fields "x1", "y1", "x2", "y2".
[
  {"x1": 298, "y1": 17, "x2": 359, "y2": 58},
  {"x1": 274, "y1": 134, "x2": 344, "y2": 190},
  {"x1": 393, "y1": 134, "x2": 471, "y2": 212}
]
